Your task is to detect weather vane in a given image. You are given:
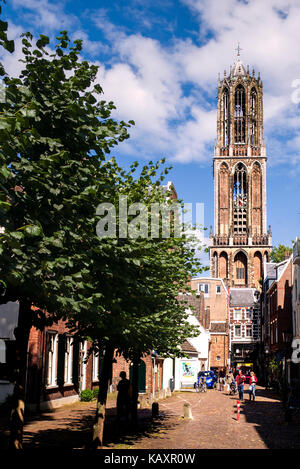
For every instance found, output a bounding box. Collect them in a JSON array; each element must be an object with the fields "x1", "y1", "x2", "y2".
[{"x1": 235, "y1": 42, "x2": 243, "y2": 58}]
